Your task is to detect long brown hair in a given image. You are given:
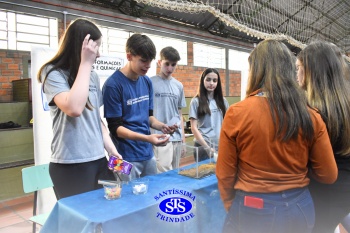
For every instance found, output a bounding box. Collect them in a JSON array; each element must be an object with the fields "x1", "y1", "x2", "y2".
[
  {"x1": 195, "y1": 68, "x2": 226, "y2": 119},
  {"x1": 37, "y1": 18, "x2": 102, "y2": 109},
  {"x1": 247, "y1": 39, "x2": 314, "y2": 142},
  {"x1": 297, "y1": 41, "x2": 350, "y2": 155}
]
